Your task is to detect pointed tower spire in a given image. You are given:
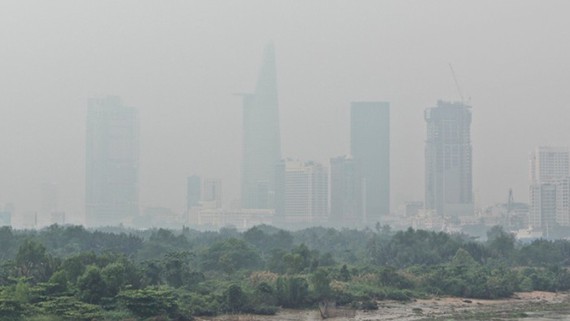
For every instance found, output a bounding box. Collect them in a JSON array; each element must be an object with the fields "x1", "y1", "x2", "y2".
[{"x1": 241, "y1": 44, "x2": 281, "y2": 209}]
